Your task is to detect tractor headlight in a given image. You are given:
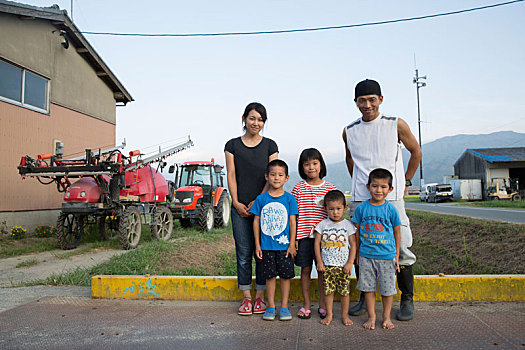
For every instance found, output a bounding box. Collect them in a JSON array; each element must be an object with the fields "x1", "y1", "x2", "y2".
[
  {"x1": 80, "y1": 191, "x2": 86, "y2": 198},
  {"x1": 174, "y1": 198, "x2": 180, "y2": 203},
  {"x1": 182, "y1": 198, "x2": 192, "y2": 203}
]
